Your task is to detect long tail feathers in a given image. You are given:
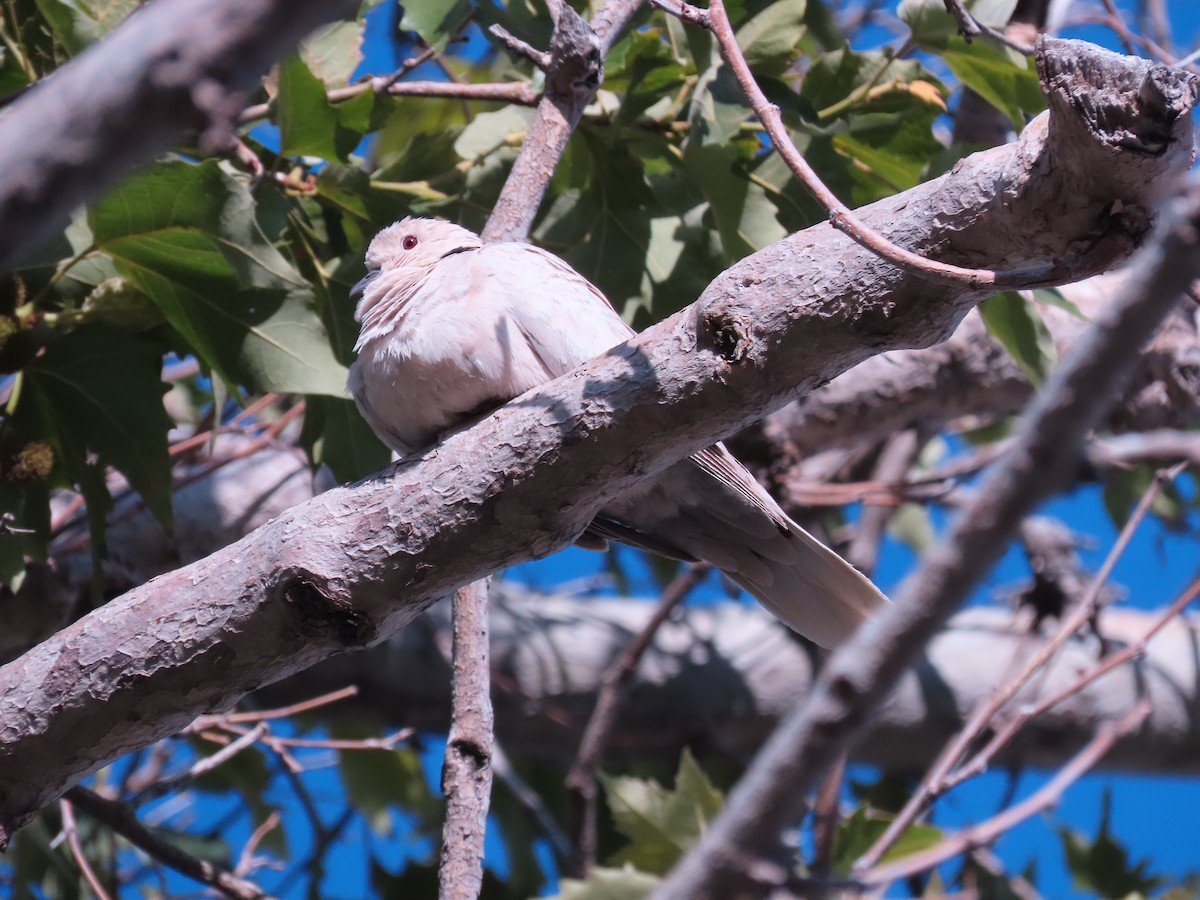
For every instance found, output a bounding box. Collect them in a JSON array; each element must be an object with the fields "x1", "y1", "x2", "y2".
[{"x1": 598, "y1": 445, "x2": 889, "y2": 649}]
